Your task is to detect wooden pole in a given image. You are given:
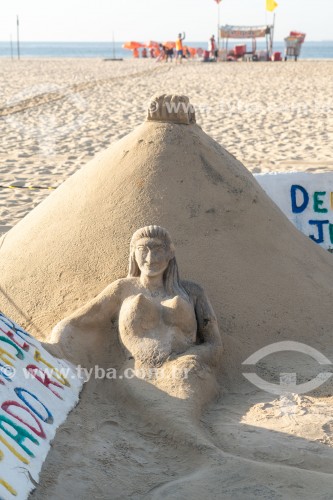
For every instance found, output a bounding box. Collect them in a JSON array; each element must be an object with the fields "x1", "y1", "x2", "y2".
[
  {"x1": 16, "y1": 15, "x2": 20, "y2": 60},
  {"x1": 10, "y1": 35, "x2": 13, "y2": 61},
  {"x1": 270, "y1": 12, "x2": 276, "y2": 58},
  {"x1": 112, "y1": 32, "x2": 116, "y2": 59},
  {"x1": 217, "y1": 1, "x2": 221, "y2": 53}
]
